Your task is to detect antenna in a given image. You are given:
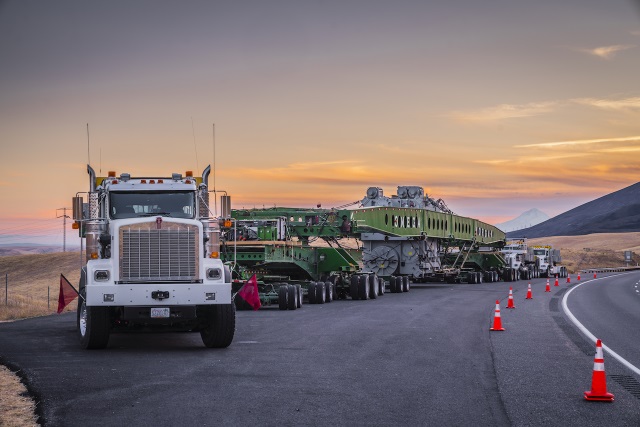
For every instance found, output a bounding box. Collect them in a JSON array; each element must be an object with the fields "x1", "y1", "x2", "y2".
[
  {"x1": 212, "y1": 123, "x2": 217, "y2": 216},
  {"x1": 191, "y1": 117, "x2": 199, "y2": 172},
  {"x1": 86, "y1": 123, "x2": 90, "y2": 166}
]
